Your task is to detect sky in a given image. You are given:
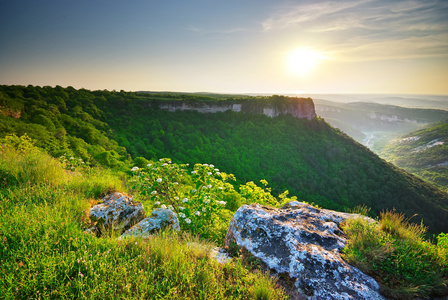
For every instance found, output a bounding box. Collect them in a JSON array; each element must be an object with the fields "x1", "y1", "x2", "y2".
[{"x1": 1, "y1": 0, "x2": 448, "y2": 95}]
